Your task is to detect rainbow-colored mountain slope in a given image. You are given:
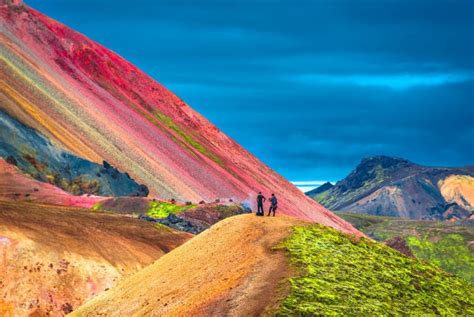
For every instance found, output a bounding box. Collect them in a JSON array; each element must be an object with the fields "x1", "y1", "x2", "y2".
[{"x1": 0, "y1": 0, "x2": 357, "y2": 233}]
